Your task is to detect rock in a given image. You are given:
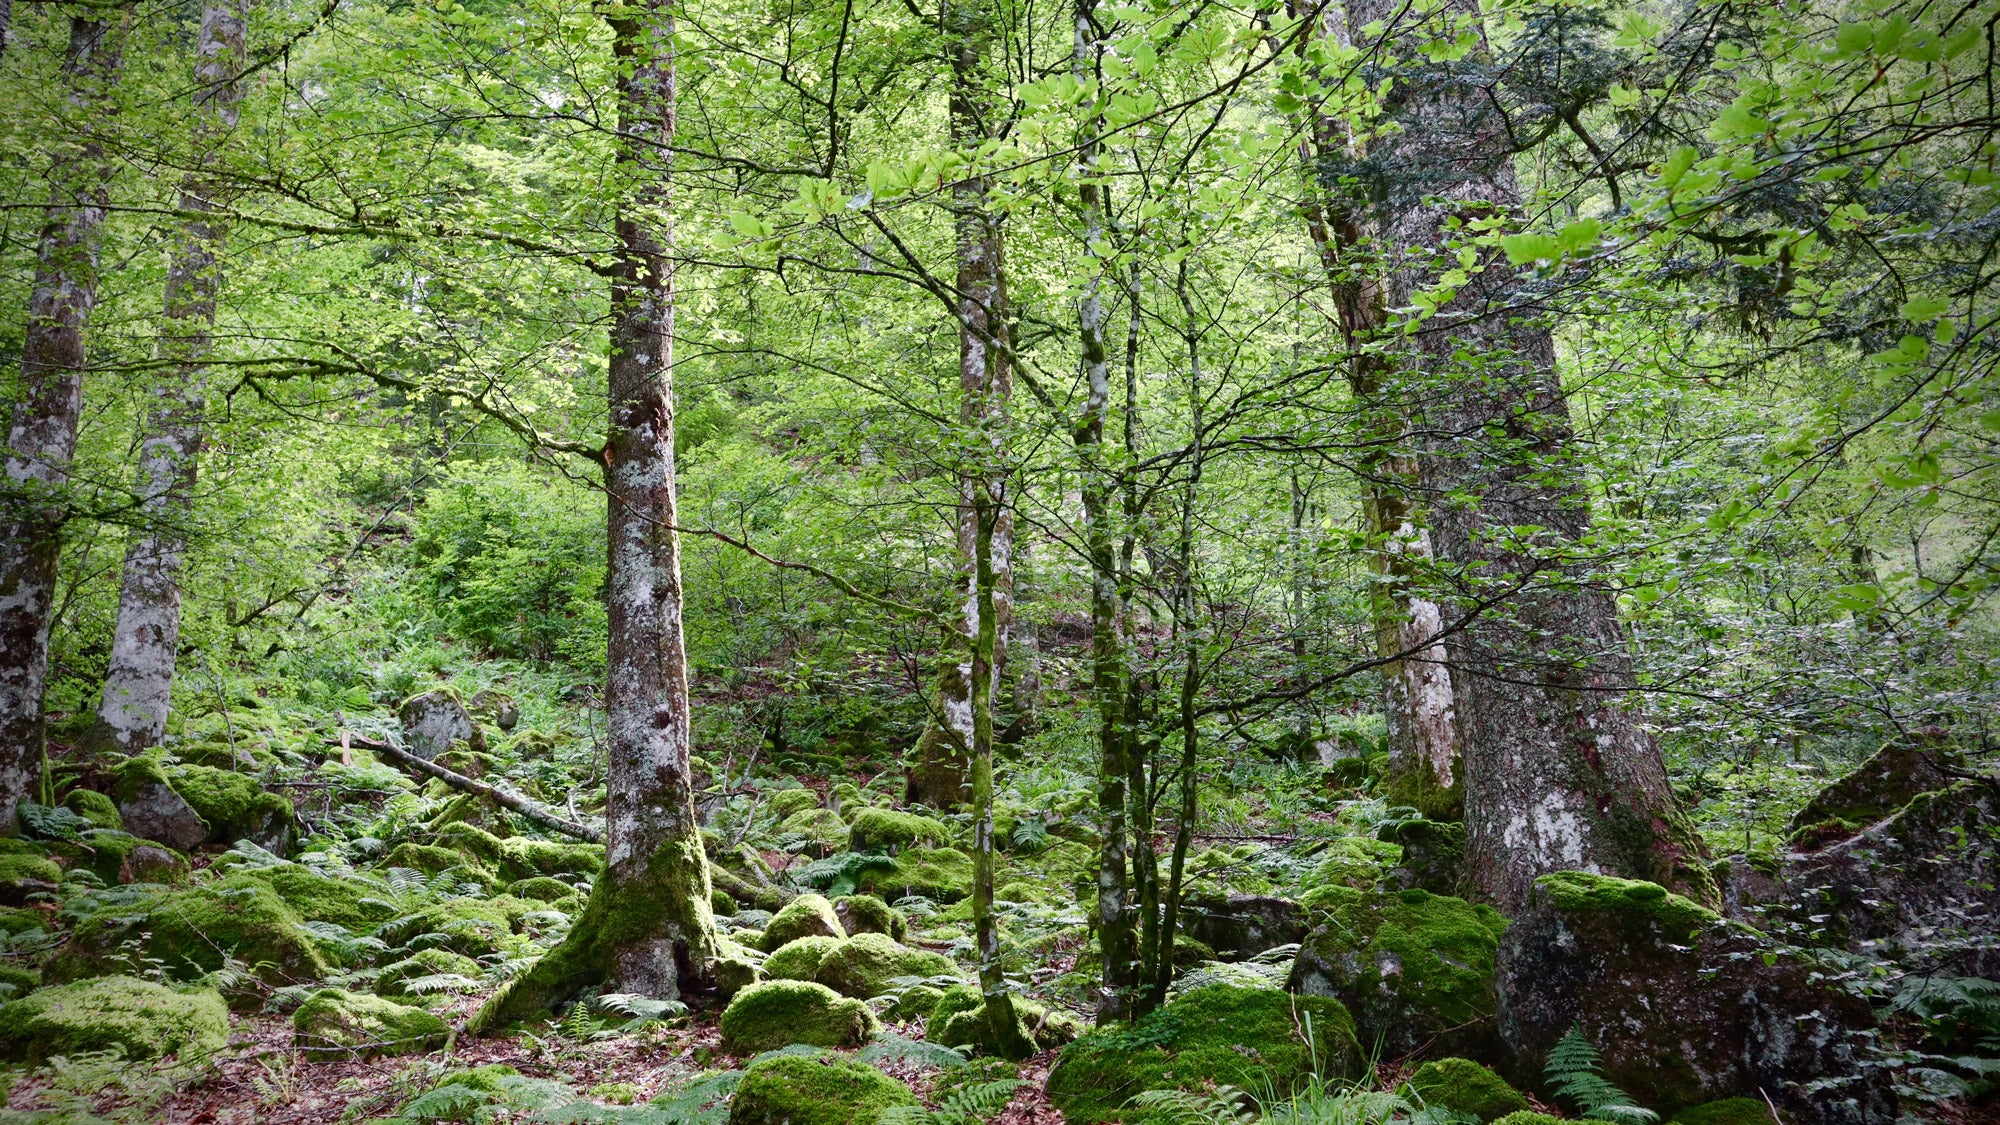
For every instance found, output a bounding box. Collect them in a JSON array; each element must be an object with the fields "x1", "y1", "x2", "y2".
[
  {"x1": 856, "y1": 846, "x2": 973, "y2": 902},
  {"x1": 60, "y1": 788, "x2": 122, "y2": 830},
  {"x1": 166, "y1": 764, "x2": 296, "y2": 854},
  {"x1": 848, "y1": 808, "x2": 952, "y2": 853},
  {"x1": 764, "y1": 787, "x2": 822, "y2": 820},
  {"x1": 833, "y1": 893, "x2": 907, "y2": 941},
  {"x1": 398, "y1": 690, "x2": 482, "y2": 761},
  {"x1": 1495, "y1": 871, "x2": 1892, "y2": 1125},
  {"x1": 1407, "y1": 1058, "x2": 1529, "y2": 1122},
  {"x1": 47, "y1": 829, "x2": 146, "y2": 886},
  {"x1": 884, "y1": 984, "x2": 945, "y2": 1020},
  {"x1": 1180, "y1": 892, "x2": 1306, "y2": 960},
  {"x1": 114, "y1": 758, "x2": 207, "y2": 851},
  {"x1": 123, "y1": 842, "x2": 191, "y2": 885},
  {"x1": 0, "y1": 852, "x2": 61, "y2": 904},
  {"x1": 1780, "y1": 779, "x2": 2000, "y2": 975},
  {"x1": 778, "y1": 808, "x2": 849, "y2": 858},
  {"x1": 1289, "y1": 885, "x2": 1507, "y2": 1060},
  {"x1": 386, "y1": 841, "x2": 501, "y2": 884},
  {"x1": 727, "y1": 1054, "x2": 917, "y2": 1125},
  {"x1": 764, "y1": 936, "x2": 844, "y2": 981},
  {"x1": 760, "y1": 892, "x2": 845, "y2": 951},
  {"x1": 53, "y1": 879, "x2": 332, "y2": 986},
  {"x1": 431, "y1": 822, "x2": 603, "y2": 884},
  {"x1": 1047, "y1": 985, "x2": 1364, "y2": 1124},
  {"x1": 714, "y1": 950, "x2": 761, "y2": 998},
  {"x1": 1786, "y1": 736, "x2": 1963, "y2": 847},
  {"x1": 812, "y1": 933, "x2": 957, "y2": 999},
  {"x1": 232, "y1": 866, "x2": 394, "y2": 930},
  {"x1": 293, "y1": 987, "x2": 449, "y2": 1056},
  {"x1": 717, "y1": 980, "x2": 878, "y2": 1053},
  {"x1": 934, "y1": 994, "x2": 1083, "y2": 1059},
  {"x1": 470, "y1": 690, "x2": 519, "y2": 731},
  {"x1": 0, "y1": 976, "x2": 227, "y2": 1062},
  {"x1": 513, "y1": 875, "x2": 585, "y2": 904},
  {"x1": 1380, "y1": 819, "x2": 1467, "y2": 896}
]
